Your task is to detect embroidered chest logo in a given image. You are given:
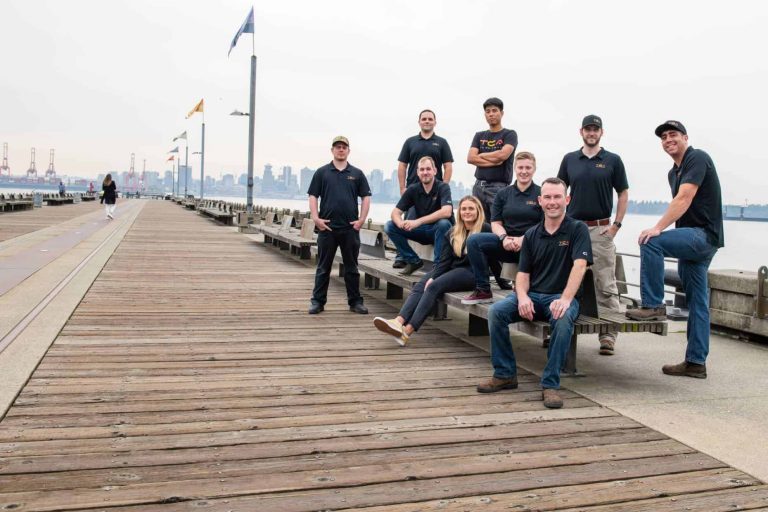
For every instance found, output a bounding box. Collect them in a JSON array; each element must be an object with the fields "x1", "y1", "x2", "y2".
[
  {"x1": 595, "y1": 163, "x2": 606, "y2": 169},
  {"x1": 526, "y1": 200, "x2": 537, "y2": 206},
  {"x1": 347, "y1": 176, "x2": 357, "y2": 180},
  {"x1": 558, "y1": 240, "x2": 570, "y2": 247}
]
